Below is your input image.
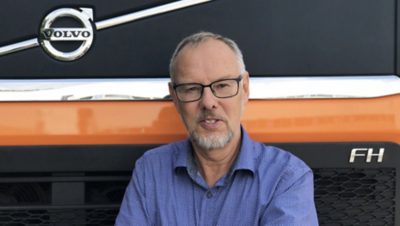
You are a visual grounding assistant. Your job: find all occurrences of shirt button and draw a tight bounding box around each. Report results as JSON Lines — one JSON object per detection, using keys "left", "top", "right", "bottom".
{"left": 206, "top": 191, "right": 213, "bottom": 198}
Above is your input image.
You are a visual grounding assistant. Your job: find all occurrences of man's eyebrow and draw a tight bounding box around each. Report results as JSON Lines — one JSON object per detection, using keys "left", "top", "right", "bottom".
{"left": 174, "top": 74, "right": 241, "bottom": 85}
{"left": 217, "top": 74, "right": 242, "bottom": 79}
{"left": 208, "top": 75, "right": 242, "bottom": 83}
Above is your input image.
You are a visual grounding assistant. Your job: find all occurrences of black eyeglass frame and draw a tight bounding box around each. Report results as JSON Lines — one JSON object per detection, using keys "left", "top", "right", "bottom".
{"left": 172, "top": 75, "right": 243, "bottom": 103}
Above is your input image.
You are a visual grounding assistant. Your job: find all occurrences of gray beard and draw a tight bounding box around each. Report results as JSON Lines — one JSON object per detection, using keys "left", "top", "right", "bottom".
{"left": 190, "top": 129, "right": 234, "bottom": 151}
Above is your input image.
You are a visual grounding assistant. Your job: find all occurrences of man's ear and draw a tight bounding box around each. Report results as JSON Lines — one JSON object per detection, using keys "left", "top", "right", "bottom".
{"left": 242, "top": 71, "right": 250, "bottom": 103}
{"left": 168, "top": 82, "right": 179, "bottom": 107}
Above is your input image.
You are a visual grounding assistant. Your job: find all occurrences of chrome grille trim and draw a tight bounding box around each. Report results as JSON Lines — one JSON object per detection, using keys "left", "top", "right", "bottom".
{"left": 96, "top": 0, "right": 213, "bottom": 30}
{"left": 0, "top": 75, "right": 399, "bottom": 101}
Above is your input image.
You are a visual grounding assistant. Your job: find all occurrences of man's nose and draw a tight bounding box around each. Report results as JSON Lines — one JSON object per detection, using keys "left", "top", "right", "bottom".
{"left": 200, "top": 87, "right": 217, "bottom": 109}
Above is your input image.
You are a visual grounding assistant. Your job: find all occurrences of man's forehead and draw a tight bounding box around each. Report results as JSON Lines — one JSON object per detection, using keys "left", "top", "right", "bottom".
{"left": 178, "top": 38, "right": 234, "bottom": 57}
{"left": 174, "top": 39, "right": 239, "bottom": 74}
{"left": 170, "top": 38, "right": 242, "bottom": 84}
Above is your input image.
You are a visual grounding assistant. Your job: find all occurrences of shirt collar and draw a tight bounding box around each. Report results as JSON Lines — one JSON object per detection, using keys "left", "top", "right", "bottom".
{"left": 173, "top": 127, "right": 256, "bottom": 175}
{"left": 173, "top": 139, "right": 192, "bottom": 170}
{"left": 231, "top": 127, "right": 256, "bottom": 174}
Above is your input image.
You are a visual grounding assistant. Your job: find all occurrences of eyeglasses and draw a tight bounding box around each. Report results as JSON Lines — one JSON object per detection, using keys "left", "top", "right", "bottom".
{"left": 173, "top": 75, "right": 242, "bottom": 103}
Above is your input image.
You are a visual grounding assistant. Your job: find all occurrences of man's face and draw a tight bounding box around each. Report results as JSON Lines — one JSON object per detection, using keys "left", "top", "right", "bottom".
{"left": 169, "top": 39, "right": 249, "bottom": 150}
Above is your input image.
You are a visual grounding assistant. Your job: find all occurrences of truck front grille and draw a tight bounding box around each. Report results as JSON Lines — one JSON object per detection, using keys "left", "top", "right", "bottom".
{"left": 0, "top": 208, "right": 117, "bottom": 226}
{"left": 315, "top": 168, "right": 396, "bottom": 226}
{"left": 0, "top": 168, "right": 396, "bottom": 225}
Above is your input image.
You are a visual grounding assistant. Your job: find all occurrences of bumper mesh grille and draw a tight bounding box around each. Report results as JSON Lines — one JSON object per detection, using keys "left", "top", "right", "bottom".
{"left": 0, "top": 168, "right": 396, "bottom": 225}
{"left": 314, "top": 168, "right": 396, "bottom": 226}
{"left": 0, "top": 208, "right": 117, "bottom": 226}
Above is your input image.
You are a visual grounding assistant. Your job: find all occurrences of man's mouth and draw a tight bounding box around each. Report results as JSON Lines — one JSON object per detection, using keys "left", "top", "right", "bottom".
{"left": 204, "top": 119, "right": 218, "bottom": 124}
{"left": 198, "top": 116, "right": 224, "bottom": 130}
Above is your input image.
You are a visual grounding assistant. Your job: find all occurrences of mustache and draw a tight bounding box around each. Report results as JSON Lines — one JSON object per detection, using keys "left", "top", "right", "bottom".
{"left": 196, "top": 110, "right": 226, "bottom": 122}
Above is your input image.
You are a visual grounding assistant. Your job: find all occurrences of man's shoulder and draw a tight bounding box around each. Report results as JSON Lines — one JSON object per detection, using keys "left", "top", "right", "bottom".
{"left": 252, "top": 142, "right": 313, "bottom": 195}
{"left": 136, "top": 139, "right": 187, "bottom": 165}
{"left": 254, "top": 142, "right": 311, "bottom": 175}
{"left": 242, "top": 129, "right": 310, "bottom": 173}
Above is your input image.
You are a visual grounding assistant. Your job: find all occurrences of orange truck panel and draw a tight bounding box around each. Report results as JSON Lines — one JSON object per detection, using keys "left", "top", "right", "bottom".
{"left": 0, "top": 94, "right": 399, "bottom": 146}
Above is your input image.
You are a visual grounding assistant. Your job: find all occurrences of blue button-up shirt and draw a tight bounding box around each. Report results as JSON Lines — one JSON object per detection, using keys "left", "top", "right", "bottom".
{"left": 116, "top": 129, "right": 318, "bottom": 226}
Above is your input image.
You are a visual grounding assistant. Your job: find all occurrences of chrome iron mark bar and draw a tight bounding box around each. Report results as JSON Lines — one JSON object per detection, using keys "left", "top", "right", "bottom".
{"left": 0, "top": 76, "right": 399, "bottom": 101}
{"left": 96, "top": 0, "right": 212, "bottom": 30}
{"left": 0, "top": 38, "right": 39, "bottom": 57}
{"left": 0, "top": 0, "right": 213, "bottom": 57}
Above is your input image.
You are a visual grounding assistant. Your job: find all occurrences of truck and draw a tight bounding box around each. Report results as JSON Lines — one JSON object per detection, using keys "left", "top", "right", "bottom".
{"left": 0, "top": 0, "right": 399, "bottom": 225}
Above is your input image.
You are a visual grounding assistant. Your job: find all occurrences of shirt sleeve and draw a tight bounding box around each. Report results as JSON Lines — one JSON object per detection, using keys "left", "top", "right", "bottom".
{"left": 115, "top": 159, "right": 152, "bottom": 226}
{"left": 260, "top": 169, "right": 319, "bottom": 226}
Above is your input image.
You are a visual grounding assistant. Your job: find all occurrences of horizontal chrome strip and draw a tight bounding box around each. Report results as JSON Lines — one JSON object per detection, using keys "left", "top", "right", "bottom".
{"left": 250, "top": 75, "right": 400, "bottom": 99}
{"left": 0, "top": 75, "right": 399, "bottom": 101}
{"left": 0, "top": 38, "right": 39, "bottom": 57}
{"left": 96, "top": 0, "right": 212, "bottom": 30}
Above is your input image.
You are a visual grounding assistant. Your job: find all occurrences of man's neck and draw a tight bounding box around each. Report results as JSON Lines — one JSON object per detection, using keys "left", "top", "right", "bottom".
{"left": 192, "top": 135, "right": 241, "bottom": 188}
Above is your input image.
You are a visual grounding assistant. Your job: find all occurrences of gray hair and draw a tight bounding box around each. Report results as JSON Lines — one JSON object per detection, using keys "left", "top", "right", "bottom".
{"left": 169, "top": 31, "right": 246, "bottom": 79}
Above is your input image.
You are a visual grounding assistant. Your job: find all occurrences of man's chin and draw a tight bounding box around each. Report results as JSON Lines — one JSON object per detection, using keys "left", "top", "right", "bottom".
{"left": 193, "top": 129, "right": 224, "bottom": 141}
{"left": 190, "top": 130, "right": 234, "bottom": 151}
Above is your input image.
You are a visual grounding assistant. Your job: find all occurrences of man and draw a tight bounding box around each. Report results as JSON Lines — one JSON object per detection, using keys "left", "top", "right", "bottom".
{"left": 115, "top": 31, "right": 318, "bottom": 226}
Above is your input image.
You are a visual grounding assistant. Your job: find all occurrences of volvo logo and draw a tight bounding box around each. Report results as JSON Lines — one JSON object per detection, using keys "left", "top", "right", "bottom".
{"left": 39, "top": 8, "right": 94, "bottom": 61}
{"left": 0, "top": 0, "right": 213, "bottom": 60}
{"left": 42, "top": 28, "right": 92, "bottom": 40}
